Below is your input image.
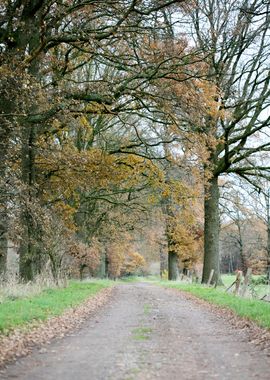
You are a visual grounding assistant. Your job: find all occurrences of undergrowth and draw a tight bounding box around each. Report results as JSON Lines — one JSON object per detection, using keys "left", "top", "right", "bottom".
{"left": 0, "top": 273, "right": 60, "bottom": 303}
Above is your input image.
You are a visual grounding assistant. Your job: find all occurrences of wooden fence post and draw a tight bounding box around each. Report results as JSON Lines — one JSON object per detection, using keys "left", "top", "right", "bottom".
{"left": 234, "top": 270, "right": 242, "bottom": 295}
{"left": 240, "top": 268, "right": 252, "bottom": 297}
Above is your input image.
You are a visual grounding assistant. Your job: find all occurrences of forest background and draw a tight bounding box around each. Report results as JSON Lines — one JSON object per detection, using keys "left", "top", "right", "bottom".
{"left": 1, "top": 0, "right": 270, "bottom": 285}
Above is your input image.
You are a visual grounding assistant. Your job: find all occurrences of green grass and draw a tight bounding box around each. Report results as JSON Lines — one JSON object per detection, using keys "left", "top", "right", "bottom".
{"left": 132, "top": 327, "right": 152, "bottom": 340}
{"left": 221, "top": 274, "right": 237, "bottom": 287}
{"left": 143, "top": 303, "right": 151, "bottom": 315}
{"left": 221, "top": 274, "right": 269, "bottom": 298}
{"left": 0, "top": 279, "right": 112, "bottom": 334}
{"left": 161, "top": 282, "right": 270, "bottom": 330}
{"left": 119, "top": 276, "right": 143, "bottom": 283}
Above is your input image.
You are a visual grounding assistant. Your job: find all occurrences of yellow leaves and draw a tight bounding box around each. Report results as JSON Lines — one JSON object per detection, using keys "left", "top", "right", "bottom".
{"left": 107, "top": 242, "right": 126, "bottom": 278}
{"left": 166, "top": 197, "right": 203, "bottom": 268}
{"left": 84, "top": 103, "right": 112, "bottom": 114}
{"left": 124, "top": 252, "right": 146, "bottom": 275}
{"left": 79, "top": 115, "right": 91, "bottom": 128}
{"left": 160, "top": 178, "right": 200, "bottom": 209}
{"left": 107, "top": 239, "right": 146, "bottom": 278}
{"left": 162, "top": 187, "right": 171, "bottom": 198}
{"left": 147, "top": 194, "right": 159, "bottom": 205}
{"left": 168, "top": 219, "right": 202, "bottom": 266}
{"left": 54, "top": 202, "right": 76, "bottom": 231}
{"left": 0, "top": 65, "right": 13, "bottom": 76}
{"left": 195, "top": 80, "right": 230, "bottom": 123}
{"left": 113, "top": 154, "right": 163, "bottom": 191}
{"left": 51, "top": 118, "right": 62, "bottom": 130}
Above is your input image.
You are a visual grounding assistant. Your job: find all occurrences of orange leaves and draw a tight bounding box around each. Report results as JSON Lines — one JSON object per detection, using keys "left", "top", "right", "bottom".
{"left": 164, "top": 178, "right": 204, "bottom": 269}
{"left": 69, "top": 238, "right": 101, "bottom": 274}
{"left": 107, "top": 243, "right": 146, "bottom": 278}
{"left": 195, "top": 80, "right": 228, "bottom": 124}
{"left": 54, "top": 202, "right": 77, "bottom": 231}
{"left": 167, "top": 214, "right": 202, "bottom": 268}
{"left": 107, "top": 242, "right": 126, "bottom": 279}
{"left": 123, "top": 252, "right": 146, "bottom": 275}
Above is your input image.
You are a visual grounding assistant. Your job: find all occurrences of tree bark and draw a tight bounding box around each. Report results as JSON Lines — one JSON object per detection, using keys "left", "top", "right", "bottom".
{"left": 235, "top": 218, "right": 247, "bottom": 275}
{"left": 19, "top": 125, "right": 36, "bottom": 281}
{"left": 97, "top": 246, "right": 109, "bottom": 278}
{"left": 165, "top": 214, "right": 180, "bottom": 280}
{"left": 168, "top": 251, "right": 179, "bottom": 280}
{"left": 202, "top": 176, "right": 220, "bottom": 284}
{"left": 0, "top": 80, "right": 15, "bottom": 275}
{"left": 0, "top": 213, "right": 8, "bottom": 277}
{"left": 18, "top": 11, "right": 42, "bottom": 281}
{"left": 159, "top": 242, "right": 168, "bottom": 278}
{"left": 266, "top": 190, "right": 270, "bottom": 282}
{"left": 0, "top": 150, "right": 8, "bottom": 276}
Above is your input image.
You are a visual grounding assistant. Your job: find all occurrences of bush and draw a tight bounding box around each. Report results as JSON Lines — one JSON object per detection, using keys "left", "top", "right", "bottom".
{"left": 251, "top": 276, "right": 267, "bottom": 286}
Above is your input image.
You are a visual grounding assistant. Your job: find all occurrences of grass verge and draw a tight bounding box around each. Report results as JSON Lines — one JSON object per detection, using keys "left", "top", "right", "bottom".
{"left": 161, "top": 282, "right": 270, "bottom": 330}
{"left": 0, "top": 279, "right": 112, "bottom": 334}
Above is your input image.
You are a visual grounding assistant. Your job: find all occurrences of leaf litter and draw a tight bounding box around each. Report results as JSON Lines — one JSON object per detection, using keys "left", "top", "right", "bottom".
{"left": 0, "top": 287, "right": 113, "bottom": 369}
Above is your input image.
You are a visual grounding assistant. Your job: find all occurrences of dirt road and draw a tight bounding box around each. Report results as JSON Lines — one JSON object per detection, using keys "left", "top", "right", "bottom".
{"left": 2, "top": 283, "right": 270, "bottom": 380}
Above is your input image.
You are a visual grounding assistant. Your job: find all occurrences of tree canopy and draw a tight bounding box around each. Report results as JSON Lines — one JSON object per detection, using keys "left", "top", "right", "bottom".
{"left": 1, "top": 0, "right": 270, "bottom": 283}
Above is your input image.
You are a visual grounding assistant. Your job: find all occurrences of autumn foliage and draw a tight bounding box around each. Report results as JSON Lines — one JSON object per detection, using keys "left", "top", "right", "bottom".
{"left": 1, "top": 0, "right": 269, "bottom": 283}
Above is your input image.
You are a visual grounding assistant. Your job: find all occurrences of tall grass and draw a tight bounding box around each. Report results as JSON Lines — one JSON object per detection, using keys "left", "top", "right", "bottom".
{"left": 0, "top": 273, "right": 62, "bottom": 304}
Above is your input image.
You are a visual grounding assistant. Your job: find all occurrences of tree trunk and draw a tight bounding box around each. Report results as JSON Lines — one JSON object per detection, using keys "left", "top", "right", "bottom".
{"left": 168, "top": 251, "right": 179, "bottom": 280}
{"left": 0, "top": 141, "right": 8, "bottom": 277}
{"left": 0, "top": 79, "right": 14, "bottom": 276}
{"left": 17, "top": 9, "right": 43, "bottom": 282}
{"left": 266, "top": 190, "right": 270, "bottom": 282}
{"left": 0, "top": 190, "right": 8, "bottom": 277}
{"left": 164, "top": 200, "right": 179, "bottom": 281}
{"left": 238, "top": 240, "right": 247, "bottom": 275}
{"left": 19, "top": 125, "right": 36, "bottom": 281}
{"left": 105, "top": 247, "right": 109, "bottom": 278}
{"left": 97, "top": 246, "right": 109, "bottom": 278}
{"left": 236, "top": 220, "right": 247, "bottom": 275}
{"left": 19, "top": 245, "right": 34, "bottom": 282}
{"left": 0, "top": 218, "right": 8, "bottom": 277}
{"left": 159, "top": 242, "right": 168, "bottom": 278}
{"left": 166, "top": 219, "right": 179, "bottom": 280}
{"left": 267, "top": 229, "right": 270, "bottom": 282}
{"left": 202, "top": 176, "right": 220, "bottom": 284}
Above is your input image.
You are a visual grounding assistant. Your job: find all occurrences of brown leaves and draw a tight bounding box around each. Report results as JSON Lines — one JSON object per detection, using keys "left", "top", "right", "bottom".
{"left": 123, "top": 252, "right": 146, "bottom": 275}
{"left": 68, "top": 239, "right": 102, "bottom": 275}
{"left": 0, "top": 287, "right": 113, "bottom": 369}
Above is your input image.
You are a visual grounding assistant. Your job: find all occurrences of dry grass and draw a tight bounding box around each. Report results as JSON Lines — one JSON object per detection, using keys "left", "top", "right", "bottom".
{"left": 0, "top": 273, "right": 66, "bottom": 303}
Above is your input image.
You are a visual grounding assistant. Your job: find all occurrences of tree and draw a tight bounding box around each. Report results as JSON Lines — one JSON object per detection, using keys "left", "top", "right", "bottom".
{"left": 122, "top": 251, "right": 146, "bottom": 276}
{"left": 69, "top": 238, "right": 101, "bottom": 280}
{"left": 0, "top": 0, "right": 189, "bottom": 278}
{"left": 182, "top": 0, "right": 270, "bottom": 283}
{"left": 242, "top": 179, "right": 270, "bottom": 280}
{"left": 263, "top": 188, "right": 270, "bottom": 281}
{"left": 220, "top": 190, "right": 251, "bottom": 274}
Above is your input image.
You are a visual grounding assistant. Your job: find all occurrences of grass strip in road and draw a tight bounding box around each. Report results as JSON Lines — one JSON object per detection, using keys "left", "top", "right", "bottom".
{"left": 132, "top": 327, "right": 152, "bottom": 341}
{"left": 0, "top": 280, "right": 112, "bottom": 333}
{"left": 162, "top": 282, "right": 270, "bottom": 330}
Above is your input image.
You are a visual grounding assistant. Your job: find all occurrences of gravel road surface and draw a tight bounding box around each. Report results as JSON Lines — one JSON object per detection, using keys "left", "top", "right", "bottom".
{"left": 2, "top": 283, "right": 270, "bottom": 380}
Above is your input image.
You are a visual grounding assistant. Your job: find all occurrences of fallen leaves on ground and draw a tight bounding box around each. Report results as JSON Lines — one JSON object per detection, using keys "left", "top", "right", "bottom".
{"left": 0, "top": 287, "right": 114, "bottom": 368}
{"left": 168, "top": 288, "right": 270, "bottom": 355}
